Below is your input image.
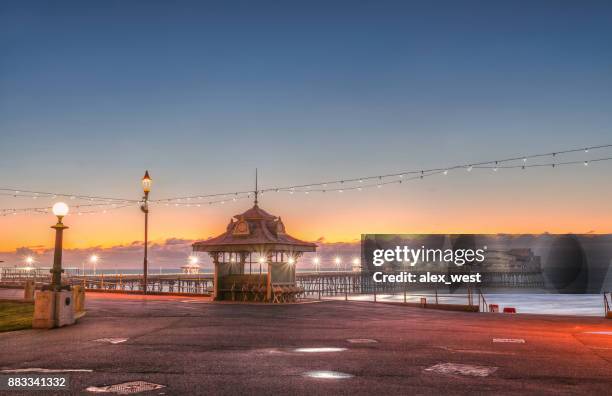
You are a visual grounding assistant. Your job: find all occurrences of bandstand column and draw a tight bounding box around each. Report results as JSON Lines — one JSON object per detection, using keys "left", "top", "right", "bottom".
{"left": 213, "top": 253, "right": 220, "bottom": 300}
{"left": 266, "top": 261, "right": 272, "bottom": 301}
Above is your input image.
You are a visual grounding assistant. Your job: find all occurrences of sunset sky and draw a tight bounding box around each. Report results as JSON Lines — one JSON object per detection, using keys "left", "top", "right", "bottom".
{"left": 1, "top": 1, "right": 612, "bottom": 267}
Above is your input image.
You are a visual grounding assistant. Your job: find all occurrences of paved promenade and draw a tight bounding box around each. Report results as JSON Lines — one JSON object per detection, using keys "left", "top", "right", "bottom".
{"left": 1, "top": 292, "right": 611, "bottom": 395}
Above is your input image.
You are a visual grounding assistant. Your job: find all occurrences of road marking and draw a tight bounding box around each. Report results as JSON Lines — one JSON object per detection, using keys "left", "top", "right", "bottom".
{"left": 294, "top": 347, "right": 347, "bottom": 353}
{"left": 436, "top": 346, "right": 516, "bottom": 356}
{"left": 304, "top": 371, "right": 353, "bottom": 379}
{"left": 1, "top": 368, "right": 93, "bottom": 373}
{"left": 347, "top": 338, "right": 378, "bottom": 344}
{"left": 493, "top": 338, "right": 525, "bottom": 343}
{"left": 94, "top": 338, "right": 128, "bottom": 344}
{"left": 86, "top": 381, "right": 165, "bottom": 394}
{"left": 424, "top": 363, "right": 498, "bottom": 377}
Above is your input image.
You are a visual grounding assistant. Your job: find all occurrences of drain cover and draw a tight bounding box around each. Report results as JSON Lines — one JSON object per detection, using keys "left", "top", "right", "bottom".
{"left": 94, "top": 338, "right": 128, "bottom": 344}
{"left": 425, "top": 363, "right": 498, "bottom": 377}
{"left": 347, "top": 338, "right": 378, "bottom": 344}
{"left": 493, "top": 338, "right": 525, "bottom": 343}
{"left": 304, "top": 371, "right": 353, "bottom": 379}
{"left": 86, "top": 381, "right": 165, "bottom": 394}
{"left": 294, "top": 347, "right": 346, "bottom": 353}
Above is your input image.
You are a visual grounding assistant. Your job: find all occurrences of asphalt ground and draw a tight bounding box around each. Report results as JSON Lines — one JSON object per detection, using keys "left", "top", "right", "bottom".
{"left": 1, "top": 292, "right": 611, "bottom": 395}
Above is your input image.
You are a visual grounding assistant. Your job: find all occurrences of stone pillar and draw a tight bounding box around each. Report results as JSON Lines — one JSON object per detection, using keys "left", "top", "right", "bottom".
{"left": 24, "top": 280, "right": 35, "bottom": 300}
{"left": 32, "top": 291, "right": 56, "bottom": 329}
{"left": 72, "top": 285, "right": 85, "bottom": 314}
{"left": 55, "top": 290, "right": 75, "bottom": 327}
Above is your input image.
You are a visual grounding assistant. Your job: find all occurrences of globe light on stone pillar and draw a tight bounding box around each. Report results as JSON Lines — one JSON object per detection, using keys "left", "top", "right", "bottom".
{"left": 49, "top": 202, "right": 69, "bottom": 291}
{"left": 32, "top": 202, "right": 76, "bottom": 329}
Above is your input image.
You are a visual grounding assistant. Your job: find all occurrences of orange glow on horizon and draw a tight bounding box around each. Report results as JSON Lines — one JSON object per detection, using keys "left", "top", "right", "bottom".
{"left": 2, "top": 168, "right": 612, "bottom": 252}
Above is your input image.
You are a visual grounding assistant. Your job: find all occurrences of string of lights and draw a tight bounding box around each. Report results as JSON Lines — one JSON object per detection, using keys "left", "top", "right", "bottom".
{"left": 0, "top": 188, "right": 137, "bottom": 203}
{"left": 151, "top": 144, "right": 612, "bottom": 200}
{"left": 0, "top": 193, "right": 255, "bottom": 216}
{"left": 0, "top": 203, "right": 134, "bottom": 217}
{"left": 1, "top": 143, "right": 611, "bottom": 216}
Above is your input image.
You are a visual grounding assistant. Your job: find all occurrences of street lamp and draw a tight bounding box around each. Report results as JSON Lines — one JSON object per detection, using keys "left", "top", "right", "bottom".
{"left": 334, "top": 256, "right": 341, "bottom": 272}
{"left": 313, "top": 257, "right": 320, "bottom": 273}
{"left": 48, "top": 202, "right": 69, "bottom": 291}
{"left": 141, "top": 170, "right": 152, "bottom": 294}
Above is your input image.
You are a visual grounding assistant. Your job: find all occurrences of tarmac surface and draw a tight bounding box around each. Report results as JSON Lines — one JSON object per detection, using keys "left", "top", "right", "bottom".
{"left": 1, "top": 292, "right": 611, "bottom": 395}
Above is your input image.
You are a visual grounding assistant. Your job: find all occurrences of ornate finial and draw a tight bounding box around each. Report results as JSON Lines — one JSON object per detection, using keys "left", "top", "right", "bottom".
{"left": 254, "top": 168, "right": 258, "bottom": 206}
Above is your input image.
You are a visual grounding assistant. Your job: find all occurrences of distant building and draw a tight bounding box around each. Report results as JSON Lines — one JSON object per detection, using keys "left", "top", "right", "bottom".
{"left": 181, "top": 263, "right": 200, "bottom": 274}
{"left": 478, "top": 249, "right": 541, "bottom": 273}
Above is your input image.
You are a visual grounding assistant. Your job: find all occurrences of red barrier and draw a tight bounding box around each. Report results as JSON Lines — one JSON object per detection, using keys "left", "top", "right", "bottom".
{"left": 503, "top": 307, "right": 517, "bottom": 314}
{"left": 489, "top": 304, "right": 499, "bottom": 313}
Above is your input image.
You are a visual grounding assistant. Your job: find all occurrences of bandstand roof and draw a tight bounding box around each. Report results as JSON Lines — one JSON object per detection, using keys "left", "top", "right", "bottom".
{"left": 192, "top": 203, "right": 317, "bottom": 253}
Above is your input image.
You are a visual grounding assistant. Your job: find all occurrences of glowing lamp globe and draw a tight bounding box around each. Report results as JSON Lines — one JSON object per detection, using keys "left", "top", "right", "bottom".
{"left": 52, "top": 202, "right": 69, "bottom": 218}
{"left": 142, "top": 170, "right": 152, "bottom": 193}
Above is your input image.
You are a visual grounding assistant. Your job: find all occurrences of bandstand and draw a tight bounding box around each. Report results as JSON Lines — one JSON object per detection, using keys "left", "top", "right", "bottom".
{"left": 192, "top": 196, "right": 316, "bottom": 302}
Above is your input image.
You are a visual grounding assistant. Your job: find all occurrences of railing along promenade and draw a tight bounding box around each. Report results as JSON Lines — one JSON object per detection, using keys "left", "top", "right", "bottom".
{"left": 0, "top": 267, "right": 546, "bottom": 295}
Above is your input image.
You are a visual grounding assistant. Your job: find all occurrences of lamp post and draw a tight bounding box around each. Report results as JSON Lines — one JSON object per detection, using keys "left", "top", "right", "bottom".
{"left": 140, "top": 170, "right": 152, "bottom": 294}
{"left": 49, "top": 202, "right": 69, "bottom": 291}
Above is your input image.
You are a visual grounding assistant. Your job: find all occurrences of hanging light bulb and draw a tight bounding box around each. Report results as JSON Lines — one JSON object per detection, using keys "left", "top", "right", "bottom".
{"left": 467, "top": 165, "right": 473, "bottom": 172}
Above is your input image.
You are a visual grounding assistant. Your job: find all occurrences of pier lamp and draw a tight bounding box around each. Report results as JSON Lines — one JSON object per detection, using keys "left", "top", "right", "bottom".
{"left": 90, "top": 254, "right": 98, "bottom": 276}
{"left": 24, "top": 256, "right": 35, "bottom": 274}
{"left": 313, "top": 257, "right": 320, "bottom": 273}
{"left": 140, "top": 170, "right": 152, "bottom": 294}
{"left": 334, "top": 256, "right": 341, "bottom": 272}
{"left": 288, "top": 257, "right": 295, "bottom": 265}
{"left": 49, "top": 202, "right": 69, "bottom": 291}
